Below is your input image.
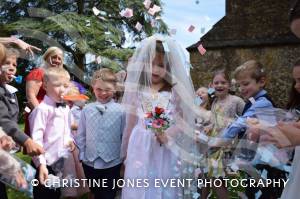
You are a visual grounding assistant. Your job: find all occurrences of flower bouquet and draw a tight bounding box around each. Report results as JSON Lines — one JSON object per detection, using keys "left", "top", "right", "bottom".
{"left": 144, "top": 106, "right": 172, "bottom": 135}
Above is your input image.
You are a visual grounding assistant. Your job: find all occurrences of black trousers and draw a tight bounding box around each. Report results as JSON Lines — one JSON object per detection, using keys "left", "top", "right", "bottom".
{"left": 245, "top": 164, "right": 287, "bottom": 199}
{"left": 82, "top": 163, "right": 121, "bottom": 199}
{"left": 31, "top": 162, "right": 61, "bottom": 199}
{"left": 0, "top": 181, "right": 7, "bottom": 199}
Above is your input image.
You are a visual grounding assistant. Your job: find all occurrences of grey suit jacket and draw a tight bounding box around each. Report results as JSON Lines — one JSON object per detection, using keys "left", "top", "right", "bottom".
{"left": 0, "top": 84, "right": 28, "bottom": 145}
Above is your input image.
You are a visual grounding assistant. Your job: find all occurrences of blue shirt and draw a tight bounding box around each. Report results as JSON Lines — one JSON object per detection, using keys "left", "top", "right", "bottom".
{"left": 221, "top": 89, "right": 274, "bottom": 139}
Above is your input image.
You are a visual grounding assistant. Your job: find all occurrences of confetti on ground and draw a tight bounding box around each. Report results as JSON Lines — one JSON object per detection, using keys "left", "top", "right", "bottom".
{"left": 120, "top": 8, "right": 133, "bottom": 18}
{"left": 197, "top": 44, "right": 206, "bottom": 55}
{"left": 188, "top": 25, "right": 195, "bottom": 32}
{"left": 92, "top": 7, "right": 101, "bottom": 16}
{"left": 143, "top": 0, "right": 152, "bottom": 9}
{"left": 85, "top": 20, "right": 91, "bottom": 27}
{"left": 135, "top": 22, "right": 142, "bottom": 32}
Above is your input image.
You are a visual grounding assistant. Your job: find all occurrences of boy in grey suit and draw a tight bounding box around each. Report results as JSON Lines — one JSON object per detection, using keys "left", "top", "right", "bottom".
{"left": 76, "top": 68, "right": 125, "bottom": 199}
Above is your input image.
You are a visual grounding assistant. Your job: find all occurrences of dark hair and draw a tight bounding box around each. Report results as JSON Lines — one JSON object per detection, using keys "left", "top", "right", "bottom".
{"left": 212, "top": 68, "right": 231, "bottom": 83}
{"left": 290, "top": 0, "right": 300, "bottom": 22}
{"left": 287, "top": 59, "right": 300, "bottom": 109}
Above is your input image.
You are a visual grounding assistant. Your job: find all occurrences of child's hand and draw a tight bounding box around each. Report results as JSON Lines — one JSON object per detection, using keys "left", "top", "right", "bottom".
{"left": 38, "top": 164, "right": 48, "bottom": 185}
{"left": 15, "top": 170, "right": 27, "bottom": 189}
{"left": 155, "top": 133, "right": 168, "bottom": 145}
{"left": 0, "top": 135, "right": 15, "bottom": 151}
{"left": 67, "top": 140, "right": 76, "bottom": 152}
{"left": 71, "top": 123, "right": 78, "bottom": 131}
{"left": 23, "top": 138, "right": 44, "bottom": 156}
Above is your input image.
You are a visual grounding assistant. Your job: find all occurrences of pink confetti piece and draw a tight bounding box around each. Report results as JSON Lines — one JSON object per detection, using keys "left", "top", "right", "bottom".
{"left": 152, "top": 4, "right": 161, "bottom": 12}
{"left": 135, "top": 22, "right": 142, "bottom": 32}
{"left": 188, "top": 25, "right": 195, "bottom": 32}
{"left": 143, "top": 0, "right": 152, "bottom": 9}
{"left": 197, "top": 44, "right": 206, "bottom": 55}
{"left": 120, "top": 8, "right": 133, "bottom": 18}
{"left": 148, "top": 8, "right": 156, "bottom": 15}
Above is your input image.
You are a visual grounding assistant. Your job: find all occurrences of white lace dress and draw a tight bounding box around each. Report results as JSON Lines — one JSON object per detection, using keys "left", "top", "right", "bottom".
{"left": 121, "top": 91, "right": 182, "bottom": 199}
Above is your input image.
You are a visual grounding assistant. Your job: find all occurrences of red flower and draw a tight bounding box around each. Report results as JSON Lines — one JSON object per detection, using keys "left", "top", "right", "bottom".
{"left": 155, "top": 107, "right": 164, "bottom": 115}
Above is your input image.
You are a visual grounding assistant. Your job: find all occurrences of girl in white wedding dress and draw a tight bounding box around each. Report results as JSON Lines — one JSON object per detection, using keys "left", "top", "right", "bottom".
{"left": 120, "top": 35, "right": 200, "bottom": 199}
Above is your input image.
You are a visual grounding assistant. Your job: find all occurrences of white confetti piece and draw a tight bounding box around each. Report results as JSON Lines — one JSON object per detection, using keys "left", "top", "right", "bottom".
{"left": 24, "top": 106, "right": 31, "bottom": 113}
{"left": 143, "top": 0, "right": 151, "bottom": 9}
{"left": 96, "top": 56, "right": 102, "bottom": 64}
{"left": 152, "top": 4, "right": 161, "bottom": 12}
{"left": 201, "top": 27, "right": 205, "bottom": 34}
{"left": 198, "top": 132, "right": 208, "bottom": 142}
{"left": 192, "top": 192, "right": 200, "bottom": 199}
{"left": 148, "top": 8, "right": 156, "bottom": 15}
{"left": 92, "top": 7, "right": 101, "bottom": 16}
{"left": 249, "top": 97, "right": 255, "bottom": 104}
{"left": 135, "top": 22, "right": 142, "bottom": 32}
{"left": 162, "top": 41, "right": 170, "bottom": 52}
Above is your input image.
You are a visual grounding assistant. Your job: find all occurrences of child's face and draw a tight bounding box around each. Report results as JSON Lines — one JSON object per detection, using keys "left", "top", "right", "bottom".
{"left": 293, "top": 66, "right": 300, "bottom": 93}
{"left": 92, "top": 79, "right": 115, "bottom": 104}
{"left": 212, "top": 74, "right": 230, "bottom": 98}
{"left": 47, "top": 53, "right": 63, "bottom": 67}
{"left": 0, "top": 56, "right": 17, "bottom": 84}
{"left": 151, "top": 54, "right": 167, "bottom": 84}
{"left": 196, "top": 87, "right": 209, "bottom": 102}
{"left": 236, "top": 74, "right": 265, "bottom": 99}
{"left": 44, "top": 76, "right": 70, "bottom": 102}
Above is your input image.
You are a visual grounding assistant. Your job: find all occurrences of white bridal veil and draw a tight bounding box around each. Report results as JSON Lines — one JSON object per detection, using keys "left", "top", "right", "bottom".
{"left": 120, "top": 35, "right": 203, "bottom": 198}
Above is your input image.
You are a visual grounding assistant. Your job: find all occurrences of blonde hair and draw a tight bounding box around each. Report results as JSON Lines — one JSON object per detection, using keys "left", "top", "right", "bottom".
{"left": 5, "top": 48, "right": 20, "bottom": 59}
{"left": 0, "top": 43, "right": 6, "bottom": 65}
{"left": 91, "top": 68, "right": 117, "bottom": 86}
{"left": 65, "top": 83, "right": 80, "bottom": 96}
{"left": 42, "top": 46, "right": 64, "bottom": 68}
{"left": 234, "top": 60, "right": 266, "bottom": 81}
{"left": 43, "top": 67, "right": 70, "bottom": 83}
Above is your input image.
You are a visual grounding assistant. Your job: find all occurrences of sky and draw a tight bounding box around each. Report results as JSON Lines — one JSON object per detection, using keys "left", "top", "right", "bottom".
{"left": 161, "top": 0, "right": 225, "bottom": 48}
